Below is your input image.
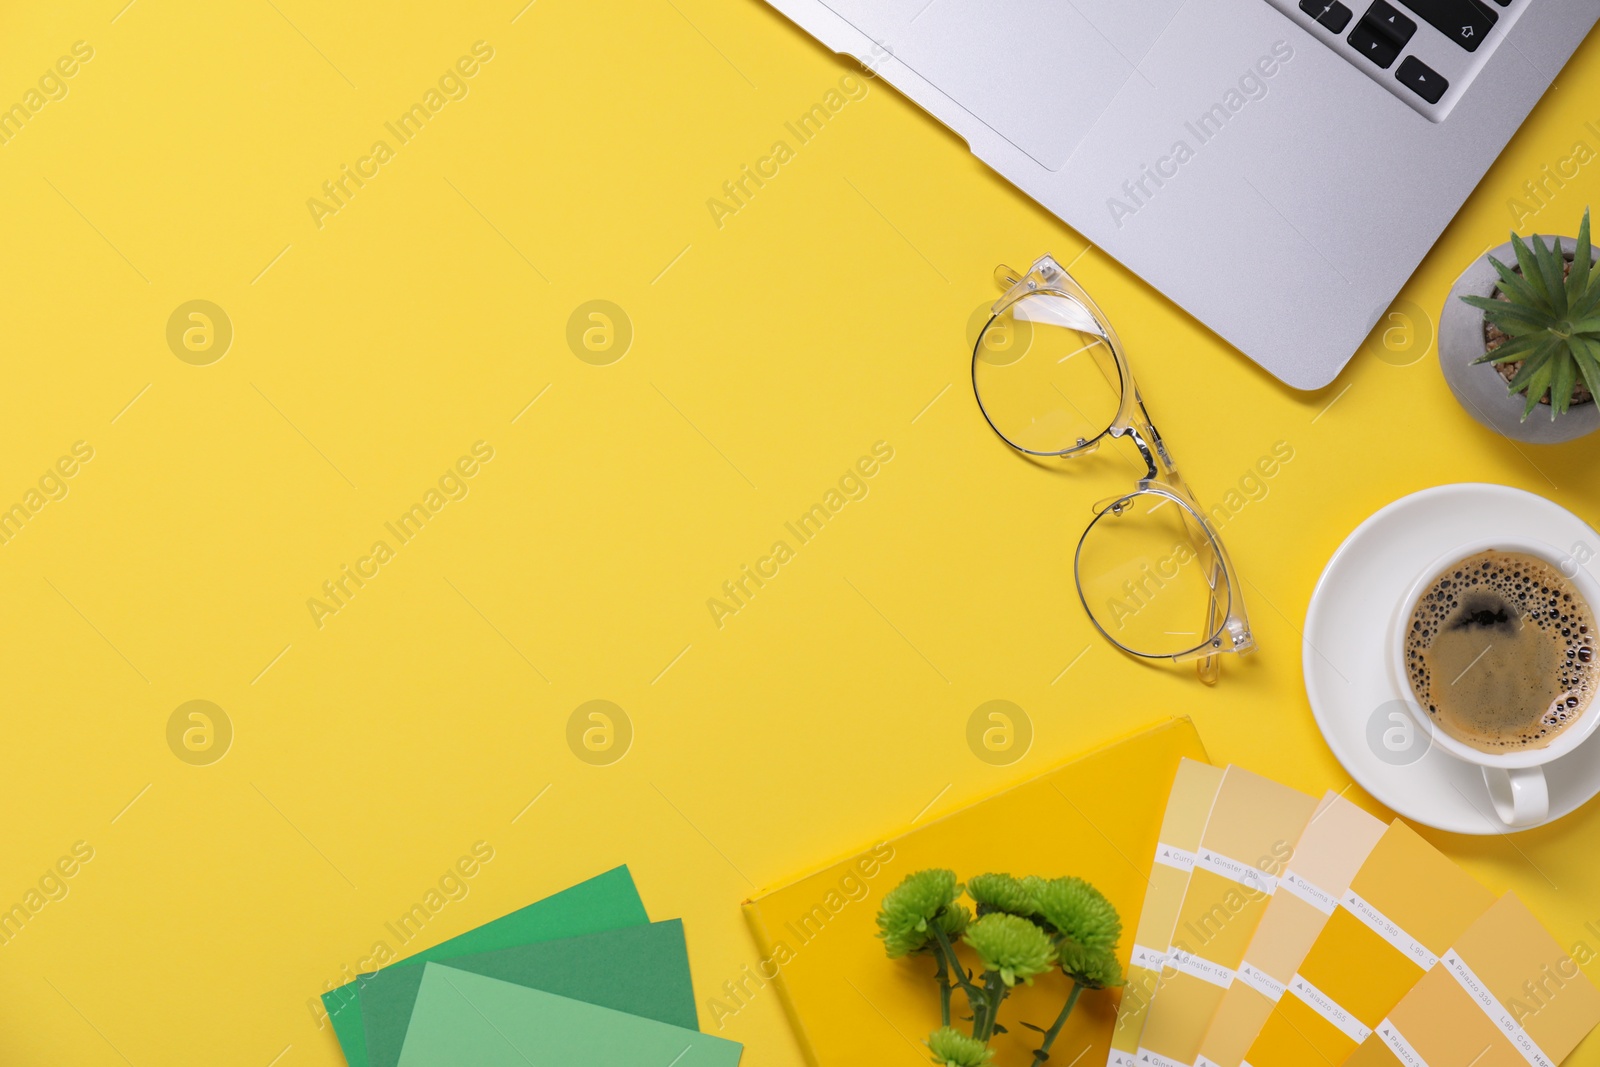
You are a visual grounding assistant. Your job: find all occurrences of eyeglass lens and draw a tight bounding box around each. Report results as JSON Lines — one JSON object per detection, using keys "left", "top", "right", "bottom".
{"left": 972, "top": 291, "right": 1122, "bottom": 455}
{"left": 1076, "top": 491, "right": 1227, "bottom": 659}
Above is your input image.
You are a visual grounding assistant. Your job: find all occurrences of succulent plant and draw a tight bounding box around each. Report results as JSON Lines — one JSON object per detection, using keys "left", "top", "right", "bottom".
{"left": 1462, "top": 209, "right": 1600, "bottom": 420}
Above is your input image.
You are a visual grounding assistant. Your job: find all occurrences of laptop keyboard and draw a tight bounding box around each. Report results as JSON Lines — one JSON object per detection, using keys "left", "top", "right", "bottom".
{"left": 1269, "top": 0, "right": 1520, "bottom": 120}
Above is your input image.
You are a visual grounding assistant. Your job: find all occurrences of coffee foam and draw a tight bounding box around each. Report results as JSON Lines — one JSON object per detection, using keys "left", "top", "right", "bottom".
{"left": 1404, "top": 550, "right": 1596, "bottom": 752}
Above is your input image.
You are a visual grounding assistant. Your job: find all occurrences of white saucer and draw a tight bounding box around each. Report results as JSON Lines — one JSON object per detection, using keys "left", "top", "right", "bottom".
{"left": 1303, "top": 483, "right": 1600, "bottom": 834}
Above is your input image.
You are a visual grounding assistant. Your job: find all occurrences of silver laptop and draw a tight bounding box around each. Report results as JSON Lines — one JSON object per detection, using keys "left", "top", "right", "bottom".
{"left": 763, "top": 0, "right": 1600, "bottom": 389}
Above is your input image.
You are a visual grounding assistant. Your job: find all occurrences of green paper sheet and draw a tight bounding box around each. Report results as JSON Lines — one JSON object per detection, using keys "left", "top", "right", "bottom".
{"left": 360, "top": 920, "right": 699, "bottom": 1067}
{"left": 398, "top": 964, "right": 743, "bottom": 1067}
{"left": 322, "top": 865, "right": 649, "bottom": 1067}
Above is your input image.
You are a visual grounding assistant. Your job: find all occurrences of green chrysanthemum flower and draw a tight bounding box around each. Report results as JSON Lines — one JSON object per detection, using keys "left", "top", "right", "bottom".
{"left": 962, "top": 913, "right": 1055, "bottom": 987}
{"left": 1056, "top": 940, "right": 1125, "bottom": 989}
{"left": 877, "top": 869, "right": 963, "bottom": 958}
{"left": 967, "top": 872, "right": 1036, "bottom": 918}
{"left": 936, "top": 901, "right": 972, "bottom": 940}
{"left": 1032, "top": 876, "right": 1122, "bottom": 952}
{"left": 926, "top": 1026, "right": 995, "bottom": 1067}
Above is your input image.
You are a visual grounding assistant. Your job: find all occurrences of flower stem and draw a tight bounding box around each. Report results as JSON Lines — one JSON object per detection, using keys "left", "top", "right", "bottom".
{"left": 976, "top": 972, "right": 1008, "bottom": 1041}
{"left": 1032, "top": 982, "right": 1083, "bottom": 1063}
{"left": 931, "top": 945, "right": 953, "bottom": 1027}
{"left": 930, "top": 920, "right": 984, "bottom": 1022}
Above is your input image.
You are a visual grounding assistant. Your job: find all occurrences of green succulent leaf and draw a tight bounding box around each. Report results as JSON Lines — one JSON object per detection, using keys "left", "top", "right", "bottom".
{"left": 1464, "top": 296, "right": 1555, "bottom": 330}
{"left": 1512, "top": 231, "right": 1552, "bottom": 309}
{"left": 1572, "top": 284, "right": 1600, "bottom": 323}
{"left": 1506, "top": 338, "right": 1558, "bottom": 393}
{"left": 1488, "top": 254, "right": 1543, "bottom": 307}
{"left": 1551, "top": 351, "right": 1578, "bottom": 417}
{"left": 1510, "top": 232, "right": 1550, "bottom": 307}
{"left": 1570, "top": 335, "right": 1600, "bottom": 408}
{"left": 1568, "top": 209, "right": 1592, "bottom": 306}
{"left": 1459, "top": 292, "right": 1530, "bottom": 316}
{"left": 1532, "top": 233, "right": 1569, "bottom": 318}
{"left": 1473, "top": 333, "right": 1542, "bottom": 366}
{"left": 1519, "top": 357, "right": 1557, "bottom": 421}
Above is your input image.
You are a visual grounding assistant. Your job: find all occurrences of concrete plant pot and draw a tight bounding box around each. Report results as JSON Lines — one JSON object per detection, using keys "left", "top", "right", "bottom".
{"left": 1439, "top": 234, "right": 1600, "bottom": 444}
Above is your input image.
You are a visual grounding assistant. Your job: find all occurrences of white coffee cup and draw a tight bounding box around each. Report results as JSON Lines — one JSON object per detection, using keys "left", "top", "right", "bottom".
{"left": 1389, "top": 537, "right": 1600, "bottom": 828}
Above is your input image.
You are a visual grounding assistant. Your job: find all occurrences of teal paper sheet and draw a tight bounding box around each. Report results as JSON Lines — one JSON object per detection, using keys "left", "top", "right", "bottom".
{"left": 323, "top": 866, "right": 649, "bottom": 1067}
{"left": 397, "top": 964, "right": 743, "bottom": 1066}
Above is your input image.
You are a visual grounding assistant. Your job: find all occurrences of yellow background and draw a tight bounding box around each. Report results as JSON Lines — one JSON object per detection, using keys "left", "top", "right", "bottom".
{"left": 2, "top": 1, "right": 1599, "bottom": 1064}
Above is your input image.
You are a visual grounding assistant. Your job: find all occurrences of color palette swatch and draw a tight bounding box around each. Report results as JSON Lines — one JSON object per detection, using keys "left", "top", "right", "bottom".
{"left": 318, "top": 866, "right": 741, "bottom": 1066}
{"left": 1109, "top": 758, "right": 1226, "bottom": 1067}
{"left": 1135, "top": 766, "right": 1320, "bottom": 1067}
{"left": 1100, "top": 768, "right": 1600, "bottom": 1067}
{"left": 1243, "top": 819, "right": 1496, "bottom": 1067}
{"left": 1192, "top": 792, "right": 1386, "bottom": 1067}
{"left": 1349, "top": 892, "right": 1600, "bottom": 1067}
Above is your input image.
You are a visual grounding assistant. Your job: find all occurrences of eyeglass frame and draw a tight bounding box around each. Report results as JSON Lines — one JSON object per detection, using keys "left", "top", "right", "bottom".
{"left": 970, "top": 253, "right": 1255, "bottom": 684}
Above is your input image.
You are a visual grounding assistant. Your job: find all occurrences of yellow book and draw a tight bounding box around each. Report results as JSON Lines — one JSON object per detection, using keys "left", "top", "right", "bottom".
{"left": 1242, "top": 820, "right": 1496, "bottom": 1067}
{"left": 741, "top": 719, "right": 1209, "bottom": 1066}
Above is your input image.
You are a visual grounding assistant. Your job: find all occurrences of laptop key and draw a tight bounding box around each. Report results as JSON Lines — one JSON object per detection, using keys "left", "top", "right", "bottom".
{"left": 1394, "top": 0, "right": 1496, "bottom": 51}
{"left": 1363, "top": 0, "right": 1417, "bottom": 44}
{"left": 1301, "top": 0, "right": 1355, "bottom": 31}
{"left": 1396, "top": 55, "right": 1448, "bottom": 102}
{"left": 1318, "top": 2, "right": 1354, "bottom": 32}
{"left": 1349, "top": 20, "right": 1403, "bottom": 67}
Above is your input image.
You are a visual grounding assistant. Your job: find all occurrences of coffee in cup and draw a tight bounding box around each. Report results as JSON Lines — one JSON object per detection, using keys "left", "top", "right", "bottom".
{"left": 1403, "top": 549, "right": 1597, "bottom": 753}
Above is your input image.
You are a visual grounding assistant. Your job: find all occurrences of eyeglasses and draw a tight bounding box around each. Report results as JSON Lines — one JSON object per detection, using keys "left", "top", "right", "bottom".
{"left": 970, "top": 254, "right": 1254, "bottom": 684}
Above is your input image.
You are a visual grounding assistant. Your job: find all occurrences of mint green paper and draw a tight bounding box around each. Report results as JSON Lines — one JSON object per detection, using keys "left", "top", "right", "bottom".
{"left": 323, "top": 866, "right": 648, "bottom": 1067}
{"left": 360, "top": 920, "right": 699, "bottom": 1067}
{"left": 398, "top": 964, "right": 743, "bottom": 1067}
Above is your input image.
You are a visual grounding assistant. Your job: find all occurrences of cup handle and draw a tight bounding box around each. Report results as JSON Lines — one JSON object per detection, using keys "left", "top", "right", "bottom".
{"left": 1483, "top": 765, "right": 1549, "bottom": 828}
